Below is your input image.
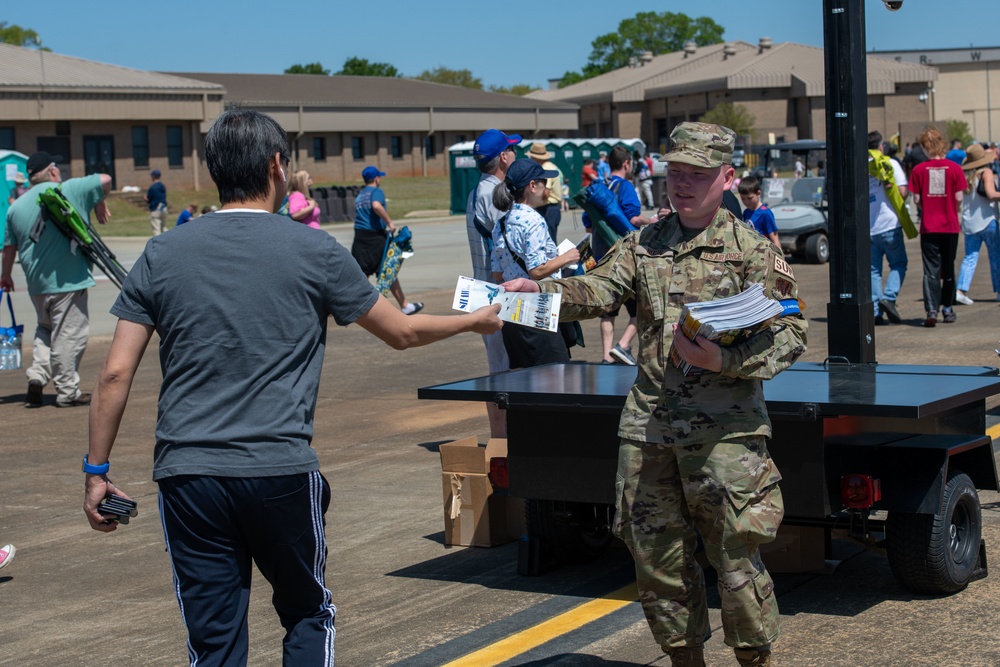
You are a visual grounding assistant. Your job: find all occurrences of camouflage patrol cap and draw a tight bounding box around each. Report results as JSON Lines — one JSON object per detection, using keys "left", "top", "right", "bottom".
{"left": 661, "top": 122, "right": 736, "bottom": 168}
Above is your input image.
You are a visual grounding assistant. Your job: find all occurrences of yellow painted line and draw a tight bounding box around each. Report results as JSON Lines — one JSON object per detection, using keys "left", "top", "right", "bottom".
{"left": 442, "top": 423, "right": 1000, "bottom": 666}
{"left": 439, "top": 582, "right": 638, "bottom": 667}
{"left": 987, "top": 423, "right": 1000, "bottom": 442}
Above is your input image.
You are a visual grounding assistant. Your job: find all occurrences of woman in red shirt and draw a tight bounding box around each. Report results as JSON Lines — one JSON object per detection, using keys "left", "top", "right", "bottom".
{"left": 908, "top": 127, "right": 966, "bottom": 327}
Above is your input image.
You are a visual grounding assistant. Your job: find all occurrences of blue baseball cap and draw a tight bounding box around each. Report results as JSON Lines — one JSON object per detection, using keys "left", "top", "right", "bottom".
{"left": 505, "top": 159, "right": 557, "bottom": 190}
{"left": 362, "top": 166, "right": 386, "bottom": 182}
{"left": 150, "top": 169, "right": 161, "bottom": 178}
{"left": 473, "top": 129, "right": 522, "bottom": 164}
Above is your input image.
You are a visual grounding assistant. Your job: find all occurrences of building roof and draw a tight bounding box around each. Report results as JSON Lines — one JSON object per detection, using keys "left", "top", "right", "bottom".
{"left": 528, "top": 42, "right": 758, "bottom": 105}
{"left": 0, "top": 43, "right": 223, "bottom": 93}
{"left": 167, "top": 72, "right": 578, "bottom": 110}
{"left": 536, "top": 41, "right": 937, "bottom": 104}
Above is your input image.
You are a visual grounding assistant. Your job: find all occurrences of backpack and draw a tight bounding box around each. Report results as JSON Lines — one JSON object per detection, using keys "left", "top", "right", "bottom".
{"left": 584, "top": 180, "right": 635, "bottom": 236}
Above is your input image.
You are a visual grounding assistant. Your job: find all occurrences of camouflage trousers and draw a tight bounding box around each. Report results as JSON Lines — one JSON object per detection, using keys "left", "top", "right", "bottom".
{"left": 613, "top": 436, "right": 783, "bottom": 650}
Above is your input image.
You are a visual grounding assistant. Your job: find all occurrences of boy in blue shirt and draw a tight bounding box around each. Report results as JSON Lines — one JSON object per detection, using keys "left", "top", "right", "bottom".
{"left": 738, "top": 176, "right": 780, "bottom": 248}
{"left": 175, "top": 203, "right": 197, "bottom": 227}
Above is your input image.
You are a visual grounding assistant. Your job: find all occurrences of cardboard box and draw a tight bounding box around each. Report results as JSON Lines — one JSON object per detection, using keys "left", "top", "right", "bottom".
{"left": 759, "top": 524, "right": 827, "bottom": 573}
{"left": 440, "top": 438, "right": 524, "bottom": 547}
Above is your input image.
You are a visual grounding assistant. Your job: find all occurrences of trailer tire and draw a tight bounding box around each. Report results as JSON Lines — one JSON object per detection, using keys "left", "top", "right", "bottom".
{"left": 805, "top": 232, "right": 830, "bottom": 264}
{"left": 525, "top": 499, "right": 613, "bottom": 566}
{"left": 885, "top": 470, "right": 981, "bottom": 595}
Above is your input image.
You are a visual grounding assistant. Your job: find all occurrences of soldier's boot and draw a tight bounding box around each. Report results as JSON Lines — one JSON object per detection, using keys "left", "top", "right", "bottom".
{"left": 665, "top": 646, "right": 706, "bottom": 667}
{"left": 734, "top": 646, "right": 772, "bottom": 666}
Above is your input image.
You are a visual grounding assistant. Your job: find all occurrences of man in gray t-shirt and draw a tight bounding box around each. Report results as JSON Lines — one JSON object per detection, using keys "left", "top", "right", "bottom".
{"left": 83, "top": 106, "right": 501, "bottom": 666}
{"left": 465, "top": 129, "right": 519, "bottom": 437}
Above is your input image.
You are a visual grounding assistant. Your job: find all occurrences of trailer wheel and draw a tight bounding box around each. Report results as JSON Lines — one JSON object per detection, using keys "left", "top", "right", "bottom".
{"left": 885, "top": 470, "right": 981, "bottom": 595}
{"left": 525, "top": 500, "right": 613, "bottom": 566}
{"left": 805, "top": 233, "right": 830, "bottom": 264}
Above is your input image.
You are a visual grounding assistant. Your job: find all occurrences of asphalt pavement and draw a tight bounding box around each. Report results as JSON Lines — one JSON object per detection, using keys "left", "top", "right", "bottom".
{"left": 1, "top": 214, "right": 999, "bottom": 666}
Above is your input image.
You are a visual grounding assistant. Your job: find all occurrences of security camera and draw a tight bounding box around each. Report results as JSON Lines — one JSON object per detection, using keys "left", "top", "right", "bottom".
{"left": 883, "top": 0, "right": 903, "bottom": 11}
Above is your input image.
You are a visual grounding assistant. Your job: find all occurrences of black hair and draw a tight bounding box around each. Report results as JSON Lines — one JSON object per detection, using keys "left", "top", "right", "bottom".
{"left": 492, "top": 179, "right": 527, "bottom": 212}
{"left": 609, "top": 145, "right": 631, "bottom": 171}
{"left": 205, "top": 104, "right": 290, "bottom": 205}
{"left": 737, "top": 175, "right": 762, "bottom": 196}
{"left": 867, "top": 131, "right": 883, "bottom": 150}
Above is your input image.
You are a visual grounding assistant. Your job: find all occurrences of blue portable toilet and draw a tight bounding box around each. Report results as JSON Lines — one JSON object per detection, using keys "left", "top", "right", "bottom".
{"left": 0, "top": 150, "right": 29, "bottom": 242}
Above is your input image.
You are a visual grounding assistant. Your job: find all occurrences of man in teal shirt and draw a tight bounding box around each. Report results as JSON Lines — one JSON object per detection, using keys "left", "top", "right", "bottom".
{"left": 1, "top": 151, "right": 111, "bottom": 407}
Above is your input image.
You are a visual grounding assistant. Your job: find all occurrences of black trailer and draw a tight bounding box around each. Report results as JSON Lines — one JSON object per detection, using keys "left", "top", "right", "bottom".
{"left": 419, "top": 362, "right": 1000, "bottom": 593}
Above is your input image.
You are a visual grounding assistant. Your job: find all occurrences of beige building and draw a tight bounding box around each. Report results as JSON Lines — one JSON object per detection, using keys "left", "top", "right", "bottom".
{"left": 176, "top": 72, "right": 578, "bottom": 183}
{"left": 0, "top": 43, "right": 224, "bottom": 191}
{"left": 530, "top": 40, "right": 937, "bottom": 154}
{"left": 871, "top": 46, "right": 1000, "bottom": 143}
{"left": 1, "top": 42, "right": 578, "bottom": 191}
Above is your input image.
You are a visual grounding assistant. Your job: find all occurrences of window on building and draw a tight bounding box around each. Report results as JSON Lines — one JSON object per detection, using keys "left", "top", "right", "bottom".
{"left": 425, "top": 135, "right": 437, "bottom": 159}
{"left": 313, "top": 137, "right": 327, "bottom": 161}
{"left": 352, "top": 136, "right": 365, "bottom": 160}
{"left": 167, "top": 126, "right": 183, "bottom": 167}
{"left": 132, "top": 126, "right": 149, "bottom": 167}
{"left": 391, "top": 135, "right": 403, "bottom": 159}
{"left": 455, "top": 134, "right": 466, "bottom": 144}
{"left": 55, "top": 121, "right": 71, "bottom": 136}
{"left": 0, "top": 127, "right": 13, "bottom": 151}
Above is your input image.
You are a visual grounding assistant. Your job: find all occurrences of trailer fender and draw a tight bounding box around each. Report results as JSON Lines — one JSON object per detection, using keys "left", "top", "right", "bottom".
{"left": 874, "top": 434, "right": 996, "bottom": 514}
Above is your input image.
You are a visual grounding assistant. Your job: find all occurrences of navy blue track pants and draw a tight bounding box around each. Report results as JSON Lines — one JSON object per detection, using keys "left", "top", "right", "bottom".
{"left": 158, "top": 471, "right": 335, "bottom": 666}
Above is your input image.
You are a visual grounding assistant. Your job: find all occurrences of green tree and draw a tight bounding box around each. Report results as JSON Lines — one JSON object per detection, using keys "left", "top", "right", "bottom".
{"left": 946, "top": 119, "right": 973, "bottom": 148}
{"left": 559, "top": 12, "right": 724, "bottom": 87}
{"left": 488, "top": 83, "right": 538, "bottom": 96}
{"left": 336, "top": 57, "right": 400, "bottom": 77}
{"left": 416, "top": 67, "right": 482, "bottom": 89}
{"left": 699, "top": 103, "right": 756, "bottom": 141}
{"left": 284, "top": 62, "right": 330, "bottom": 76}
{"left": 0, "top": 21, "right": 47, "bottom": 49}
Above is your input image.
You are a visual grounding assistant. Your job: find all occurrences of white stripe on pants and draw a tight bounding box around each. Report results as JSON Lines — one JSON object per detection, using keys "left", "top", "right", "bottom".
{"left": 27, "top": 289, "right": 89, "bottom": 405}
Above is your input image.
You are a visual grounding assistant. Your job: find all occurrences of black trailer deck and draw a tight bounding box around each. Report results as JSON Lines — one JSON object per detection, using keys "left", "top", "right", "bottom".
{"left": 419, "top": 362, "right": 1000, "bottom": 509}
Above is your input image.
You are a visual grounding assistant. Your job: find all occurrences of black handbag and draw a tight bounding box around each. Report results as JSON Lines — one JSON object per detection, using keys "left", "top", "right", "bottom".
{"left": 559, "top": 320, "right": 585, "bottom": 349}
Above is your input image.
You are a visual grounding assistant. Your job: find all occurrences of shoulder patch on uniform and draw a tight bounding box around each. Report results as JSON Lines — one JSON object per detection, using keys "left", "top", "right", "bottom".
{"left": 703, "top": 251, "right": 744, "bottom": 262}
{"left": 773, "top": 255, "right": 795, "bottom": 279}
{"left": 774, "top": 278, "right": 795, "bottom": 299}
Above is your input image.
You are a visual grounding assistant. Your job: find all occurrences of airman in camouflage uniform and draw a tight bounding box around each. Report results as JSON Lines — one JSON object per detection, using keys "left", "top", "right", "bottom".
{"left": 524, "top": 122, "right": 808, "bottom": 667}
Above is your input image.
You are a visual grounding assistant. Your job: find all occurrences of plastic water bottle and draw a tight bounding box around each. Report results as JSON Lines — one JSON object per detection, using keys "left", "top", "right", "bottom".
{"left": 0, "top": 335, "right": 14, "bottom": 370}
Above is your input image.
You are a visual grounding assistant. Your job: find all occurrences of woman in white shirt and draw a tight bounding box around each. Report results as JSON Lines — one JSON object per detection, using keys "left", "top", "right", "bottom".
{"left": 955, "top": 145, "right": 1000, "bottom": 304}
{"left": 491, "top": 159, "right": 580, "bottom": 368}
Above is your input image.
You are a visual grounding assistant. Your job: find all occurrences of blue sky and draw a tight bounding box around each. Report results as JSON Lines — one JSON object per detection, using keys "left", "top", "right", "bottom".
{"left": 5, "top": 2, "right": 992, "bottom": 88}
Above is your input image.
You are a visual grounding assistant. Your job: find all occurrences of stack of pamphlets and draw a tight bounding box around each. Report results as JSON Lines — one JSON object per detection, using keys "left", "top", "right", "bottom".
{"left": 669, "top": 283, "right": 784, "bottom": 375}
{"left": 452, "top": 276, "right": 562, "bottom": 332}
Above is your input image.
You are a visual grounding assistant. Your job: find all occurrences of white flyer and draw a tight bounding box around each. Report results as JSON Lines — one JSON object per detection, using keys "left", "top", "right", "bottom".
{"left": 452, "top": 276, "right": 562, "bottom": 332}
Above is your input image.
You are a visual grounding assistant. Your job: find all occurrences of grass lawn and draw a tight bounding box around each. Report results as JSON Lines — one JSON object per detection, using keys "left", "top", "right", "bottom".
{"left": 98, "top": 175, "right": 452, "bottom": 236}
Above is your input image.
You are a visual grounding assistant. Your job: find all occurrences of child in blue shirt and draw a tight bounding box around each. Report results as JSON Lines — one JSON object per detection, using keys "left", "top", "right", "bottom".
{"left": 175, "top": 203, "right": 197, "bottom": 227}
{"left": 738, "top": 176, "right": 780, "bottom": 248}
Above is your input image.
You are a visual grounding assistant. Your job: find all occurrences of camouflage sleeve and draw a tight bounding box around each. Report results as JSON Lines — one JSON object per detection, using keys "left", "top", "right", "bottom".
{"left": 538, "top": 234, "right": 638, "bottom": 321}
{"left": 719, "top": 243, "right": 808, "bottom": 380}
